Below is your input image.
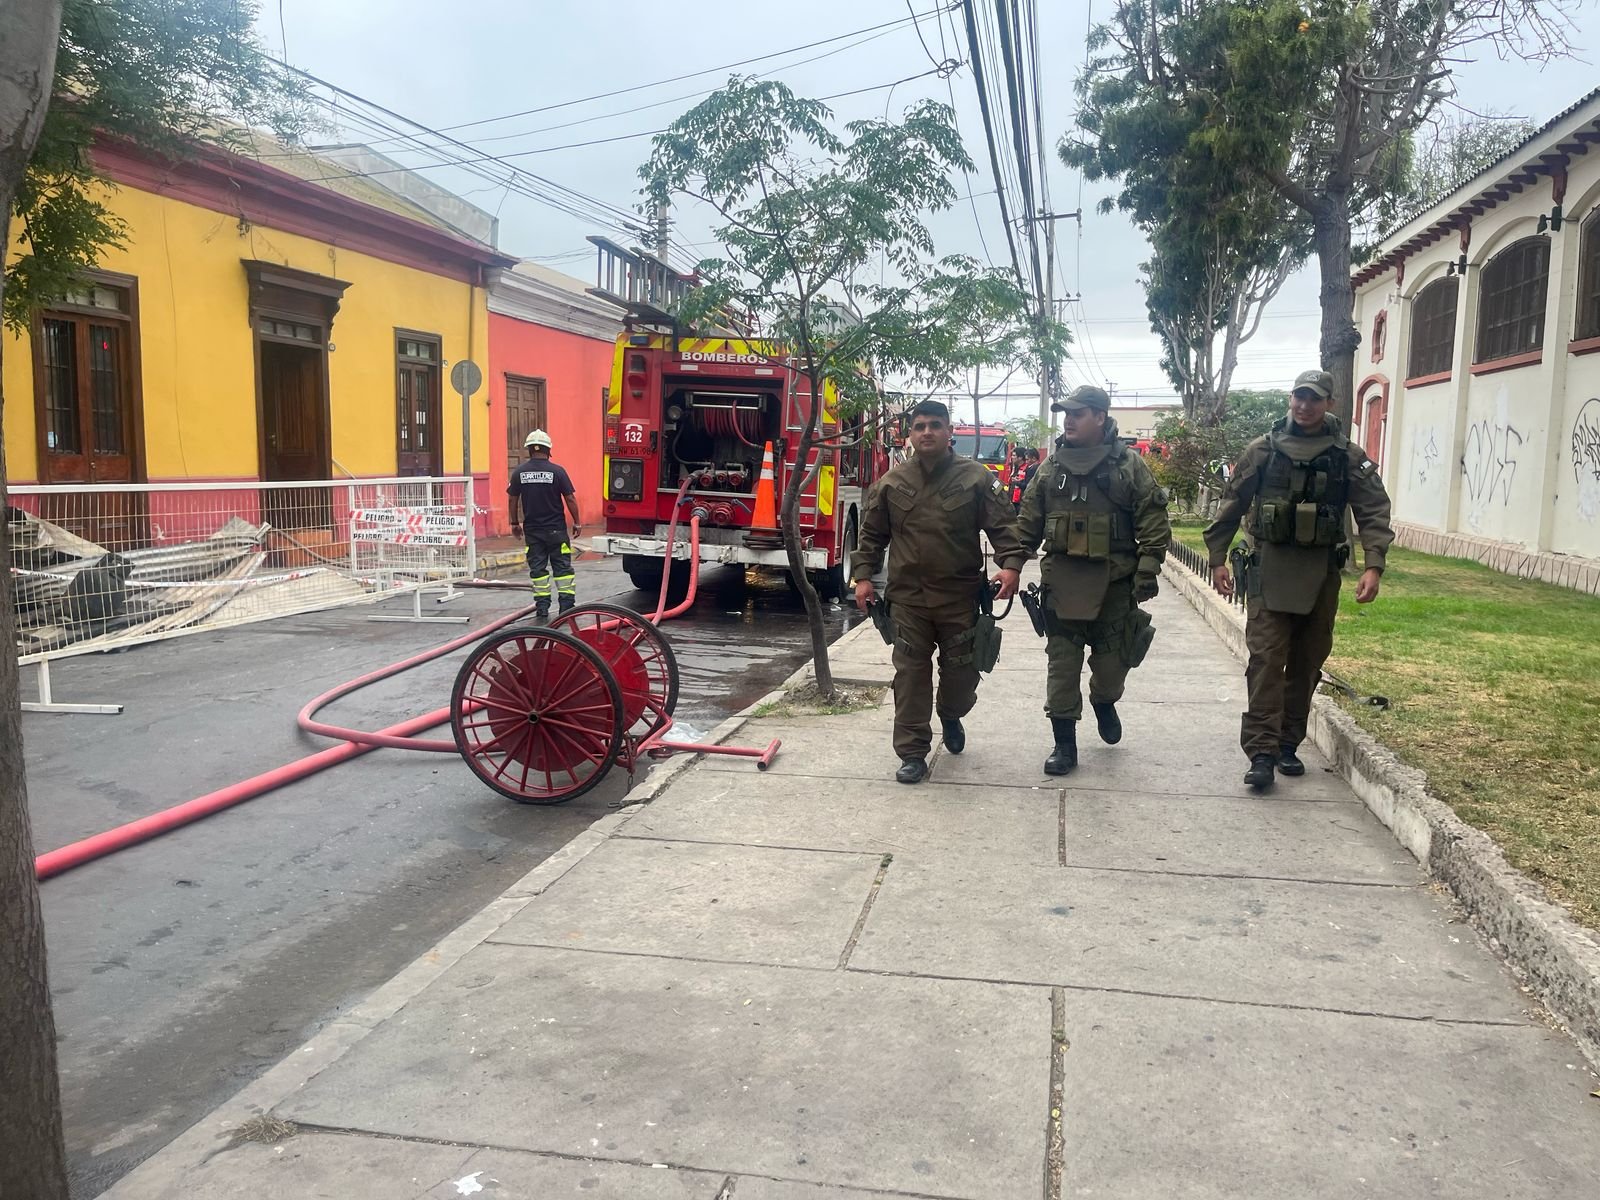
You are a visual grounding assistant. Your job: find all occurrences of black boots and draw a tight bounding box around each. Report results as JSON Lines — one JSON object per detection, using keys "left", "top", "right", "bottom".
{"left": 1277, "top": 745, "right": 1306, "bottom": 776}
{"left": 1044, "top": 717, "right": 1078, "bottom": 775}
{"left": 1091, "top": 700, "right": 1122, "bottom": 745}
{"left": 896, "top": 758, "right": 928, "bottom": 784}
{"left": 1245, "top": 753, "right": 1276, "bottom": 790}
{"left": 941, "top": 716, "right": 966, "bottom": 755}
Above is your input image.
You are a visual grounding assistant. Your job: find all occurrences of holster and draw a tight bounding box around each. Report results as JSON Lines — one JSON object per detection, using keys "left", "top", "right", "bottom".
{"left": 1123, "top": 605, "right": 1155, "bottom": 670}
{"left": 970, "top": 581, "right": 1003, "bottom": 673}
{"left": 868, "top": 598, "right": 897, "bottom": 647}
{"left": 1229, "top": 544, "right": 1261, "bottom": 601}
{"left": 1019, "top": 583, "right": 1048, "bottom": 638}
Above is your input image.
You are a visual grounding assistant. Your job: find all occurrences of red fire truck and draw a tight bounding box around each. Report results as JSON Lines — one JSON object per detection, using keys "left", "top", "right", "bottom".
{"left": 953, "top": 422, "right": 1013, "bottom": 486}
{"left": 586, "top": 239, "right": 892, "bottom": 601}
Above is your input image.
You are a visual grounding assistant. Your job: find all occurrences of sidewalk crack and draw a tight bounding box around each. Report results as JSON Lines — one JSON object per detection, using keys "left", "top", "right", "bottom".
{"left": 1044, "top": 987, "right": 1066, "bottom": 1199}
{"left": 839, "top": 854, "right": 894, "bottom": 970}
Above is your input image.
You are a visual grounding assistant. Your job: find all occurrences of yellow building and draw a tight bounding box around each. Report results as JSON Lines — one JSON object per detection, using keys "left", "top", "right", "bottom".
{"left": 3, "top": 135, "right": 513, "bottom": 508}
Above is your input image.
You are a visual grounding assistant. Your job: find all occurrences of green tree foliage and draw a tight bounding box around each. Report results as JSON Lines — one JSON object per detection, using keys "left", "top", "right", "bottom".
{"left": 6, "top": 0, "right": 309, "bottom": 331}
{"left": 1397, "top": 113, "right": 1537, "bottom": 219}
{"left": 643, "top": 77, "right": 1062, "bottom": 696}
{"left": 1149, "top": 388, "right": 1287, "bottom": 509}
{"left": 1068, "top": 0, "right": 1571, "bottom": 424}
{"left": 1004, "top": 415, "right": 1053, "bottom": 452}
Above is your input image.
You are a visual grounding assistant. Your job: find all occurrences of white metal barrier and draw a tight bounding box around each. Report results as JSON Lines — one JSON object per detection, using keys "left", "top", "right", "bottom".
{"left": 8, "top": 476, "right": 477, "bottom": 712}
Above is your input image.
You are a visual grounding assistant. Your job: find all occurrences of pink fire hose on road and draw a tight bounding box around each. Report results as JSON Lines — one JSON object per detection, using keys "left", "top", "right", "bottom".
{"left": 35, "top": 490, "right": 707, "bottom": 881}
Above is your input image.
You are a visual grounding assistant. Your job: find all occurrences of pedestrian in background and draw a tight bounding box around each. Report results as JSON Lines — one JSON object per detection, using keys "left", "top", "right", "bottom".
{"left": 1017, "top": 385, "right": 1171, "bottom": 775}
{"left": 1205, "top": 370, "right": 1394, "bottom": 790}
{"left": 852, "top": 400, "right": 1028, "bottom": 784}
{"left": 508, "top": 429, "right": 582, "bottom": 623}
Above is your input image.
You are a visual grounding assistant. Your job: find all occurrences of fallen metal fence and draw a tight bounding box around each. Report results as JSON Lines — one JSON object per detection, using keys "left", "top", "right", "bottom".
{"left": 8, "top": 476, "right": 477, "bottom": 712}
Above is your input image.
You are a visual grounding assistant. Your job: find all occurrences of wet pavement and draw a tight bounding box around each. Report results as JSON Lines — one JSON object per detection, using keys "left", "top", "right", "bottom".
{"left": 19, "top": 558, "right": 857, "bottom": 1197}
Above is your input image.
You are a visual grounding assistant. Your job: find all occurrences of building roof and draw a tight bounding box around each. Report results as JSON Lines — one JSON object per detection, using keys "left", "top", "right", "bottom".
{"left": 1353, "top": 87, "right": 1600, "bottom": 287}
{"left": 489, "top": 259, "right": 626, "bottom": 342}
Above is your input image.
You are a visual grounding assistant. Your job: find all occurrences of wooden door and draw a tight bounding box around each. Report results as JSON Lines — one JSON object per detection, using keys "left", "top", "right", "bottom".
{"left": 260, "top": 340, "right": 330, "bottom": 530}
{"left": 396, "top": 335, "right": 442, "bottom": 476}
{"left": 1362, "top": 390, "right": 1388, "bottom": 468}
{"left": 505, "top": 376, "right": 547, "bottom": 463}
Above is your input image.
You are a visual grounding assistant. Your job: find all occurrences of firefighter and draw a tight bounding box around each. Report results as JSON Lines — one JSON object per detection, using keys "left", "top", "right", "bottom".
{"left": 851, "top": 400, "right": 1028, "bottom": 784}
{"left": 1205, "top": 370, "right": 1394, "bottom": 790}
{"left": 1018, "top": 385, "right": 1171, "bottom": 775}
{"left": 508, "top": 429, "right": 582, "bottom": 622}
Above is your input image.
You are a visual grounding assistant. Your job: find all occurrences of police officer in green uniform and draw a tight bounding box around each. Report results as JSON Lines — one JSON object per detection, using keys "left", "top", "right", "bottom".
{"left": 1205, "top": 370, "right": 1394, "bottom": 790}
{"left": 852, "top": 400, "right": 1028, "bottom": 784}
{"left": 1017, "top": 385, "right": 1171, "bottom": 774}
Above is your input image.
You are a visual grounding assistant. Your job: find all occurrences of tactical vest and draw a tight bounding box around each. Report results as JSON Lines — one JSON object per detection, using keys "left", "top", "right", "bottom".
{"left": 1041, "top": 449, "right": 1135, "bottom": 562}
{"left": 1247, "top": 433, "right": 1350, "bottom": 549}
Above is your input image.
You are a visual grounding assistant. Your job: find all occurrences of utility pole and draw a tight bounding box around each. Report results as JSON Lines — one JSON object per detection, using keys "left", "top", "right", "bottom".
{"left": 1023, "top": 208, "right": 1080, "bottom": 432}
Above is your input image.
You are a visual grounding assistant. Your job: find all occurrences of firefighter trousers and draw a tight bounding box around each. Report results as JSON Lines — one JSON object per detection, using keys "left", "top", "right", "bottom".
{"left": 525, "top": 526, "right": 576, "bottom": 614}
{"left": 890, "top": 595, "right": 981, "bottom": 762}
{"left": 1042, "top": 579, "right": 1135, "bottom": 721}
{"left": 1241, "top": 570, "right": 1341, "bottom": 757}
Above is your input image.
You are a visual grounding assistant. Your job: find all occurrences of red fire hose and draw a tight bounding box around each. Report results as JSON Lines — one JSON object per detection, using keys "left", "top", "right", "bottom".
{"left": 36, "top": 489, "right": 709, "bottom": 881}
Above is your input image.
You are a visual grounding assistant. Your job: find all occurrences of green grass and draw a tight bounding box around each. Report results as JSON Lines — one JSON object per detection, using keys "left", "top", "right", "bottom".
{"left": 1174, "top": 528, "right": 1600, "bottom": 927}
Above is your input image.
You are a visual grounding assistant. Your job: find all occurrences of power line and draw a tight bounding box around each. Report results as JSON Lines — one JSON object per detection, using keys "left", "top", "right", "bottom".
{"left": 960, "top": 0, "right": 1026, "bottom": 292}
{"left": 426, "top": 6, "right": 954, "bottom": 135}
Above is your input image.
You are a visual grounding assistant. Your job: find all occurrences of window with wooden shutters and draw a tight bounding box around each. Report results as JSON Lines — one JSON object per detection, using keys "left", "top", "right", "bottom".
{"left": 1406, "top": 278, "right": 1459, "bottom": 380}
{"left": 1577, "top": 210, "right": 1600, "bottom": 342}
{"left": 33, "top": 277, "right": 139, "bottom": 483}
{"left": 1475, "top": 236, "right": 1550, "bottom": 363}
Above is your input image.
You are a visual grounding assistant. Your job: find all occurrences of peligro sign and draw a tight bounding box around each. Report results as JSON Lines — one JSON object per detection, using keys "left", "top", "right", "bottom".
{"left": 676, "top": 351, "right": 766, "bottom": 365}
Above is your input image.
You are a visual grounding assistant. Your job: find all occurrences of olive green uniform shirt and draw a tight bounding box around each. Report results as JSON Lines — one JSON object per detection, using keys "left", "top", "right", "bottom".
{"left": 851, "top": 451, "right": 1028, "bottom": 605}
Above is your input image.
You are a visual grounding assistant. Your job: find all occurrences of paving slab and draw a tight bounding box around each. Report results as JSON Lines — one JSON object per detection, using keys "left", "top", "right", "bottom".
{"left": 489, "top": 837, "right": 880, "bottom": 968}
{"left": 851, "top": 861, "right": 1529, "bottom": 1020}
{"left": 625, "top": 768, "right": 1058, "bottom": 865}
{"left": 1059, "top": 788, "right": 1419, "bottom": 885}
{"left": 152, "top": 1128, "right": 727, "bottom": 1198}
{"left": 1058, "top": 989, "right": 1600, "bottom": 1199}
{"left": 278, "top": 944, "right": 1052, "bottom": 1199}
{"left": 699, "top": 718, "right": 899, "bottom": 778}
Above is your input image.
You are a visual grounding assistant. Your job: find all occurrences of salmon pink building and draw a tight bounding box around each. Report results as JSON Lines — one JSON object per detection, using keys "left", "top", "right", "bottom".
{"left": 486, "top": 262, "right": 624, "bottom": 536}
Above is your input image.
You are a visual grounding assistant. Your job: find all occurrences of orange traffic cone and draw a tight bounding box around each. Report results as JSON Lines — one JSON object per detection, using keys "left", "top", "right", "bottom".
{"left": 744, "top": 441, "right": 784, "bottom": 548}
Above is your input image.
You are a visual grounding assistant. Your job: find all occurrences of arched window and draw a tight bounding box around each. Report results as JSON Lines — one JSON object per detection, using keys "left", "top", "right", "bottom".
{"left": 1475, "top": 236, "right": 1550, "bottom": 363}
{"left": 1407, "top": 277, "right": 1458, "bottom": 380}
{"left": 1577, "top": 209, "right": 1600, "bottom": 342}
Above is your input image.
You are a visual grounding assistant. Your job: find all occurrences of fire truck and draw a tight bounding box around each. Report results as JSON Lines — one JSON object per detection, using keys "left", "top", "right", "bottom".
{"left": 953, "top": 422, "right": 1013, "bottom": 485}
{"left": 585, "top": 238, "right": 892, "bottom": 600}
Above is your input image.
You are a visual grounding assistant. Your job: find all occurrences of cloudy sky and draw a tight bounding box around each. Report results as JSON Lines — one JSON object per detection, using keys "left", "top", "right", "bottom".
{"left": 263, "top": 1, "right": 1597, "bottom": 423}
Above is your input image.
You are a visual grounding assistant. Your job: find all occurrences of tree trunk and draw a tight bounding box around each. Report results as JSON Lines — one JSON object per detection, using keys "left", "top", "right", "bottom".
{"left": 781, "top": 365, "right": 833, "bottom": 700}
{"left": 1313, "top": 197, "right": 1362, "bottom": 428}
{"left": 1, "top": 5, "right": 71, "bottom": 1196}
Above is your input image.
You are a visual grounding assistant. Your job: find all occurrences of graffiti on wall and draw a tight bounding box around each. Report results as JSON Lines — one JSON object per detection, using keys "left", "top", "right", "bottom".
{"left": 1573, "top": 398, "right": 1600, "bottom": 522}
{"left": 1461, "top": 416, "right": 1523, "bottom": 529}
{"left": 1411, "top": 427, "right": 1440, "bottom": 488}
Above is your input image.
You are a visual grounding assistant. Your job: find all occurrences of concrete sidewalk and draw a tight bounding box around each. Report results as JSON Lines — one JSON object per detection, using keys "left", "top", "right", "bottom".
{"left": 104, "top": 585, "right": 1600, "bottom": 1199}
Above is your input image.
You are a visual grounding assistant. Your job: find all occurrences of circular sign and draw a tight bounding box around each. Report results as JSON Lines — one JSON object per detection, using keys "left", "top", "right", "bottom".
{"left": 450, "top": 359, "right": 483, "bottom": 396}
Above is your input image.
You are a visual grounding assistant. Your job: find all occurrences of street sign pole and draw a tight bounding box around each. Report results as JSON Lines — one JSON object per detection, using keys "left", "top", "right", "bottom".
{"left": 450, "top": 359, "right": 483, "bottom": 478}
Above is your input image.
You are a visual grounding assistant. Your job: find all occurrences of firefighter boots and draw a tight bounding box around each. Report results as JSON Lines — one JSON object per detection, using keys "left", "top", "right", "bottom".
{"left": 1043, "top": 717, "right": 1078, "bottom": 775}
{"left": 1091, "top": 700, "right": 1122, "bottom": 745}
{"left": 940, "top": 716, "right": 966, "bottom": 755}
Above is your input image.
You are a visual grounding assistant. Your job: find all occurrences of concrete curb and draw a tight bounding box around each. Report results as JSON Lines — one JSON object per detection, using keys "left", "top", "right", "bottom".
{"left": 101, "top": 608, "right": 873, "bottom": 1198}
{"left": 1161, "top": 554, "right": 1600, "bottom": 1069}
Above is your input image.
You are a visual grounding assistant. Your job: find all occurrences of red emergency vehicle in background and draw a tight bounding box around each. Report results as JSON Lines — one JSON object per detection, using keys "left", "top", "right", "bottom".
{"left": 585, "top": 238, "right": 892, "bottom": 601}
{"left": 952, "top": 422, "right": 1012, "bottom": 486}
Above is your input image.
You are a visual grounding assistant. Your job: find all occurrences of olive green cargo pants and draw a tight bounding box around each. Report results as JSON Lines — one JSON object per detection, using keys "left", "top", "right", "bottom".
{"left": 1043, "top": 578, "right": 1134, "bottom": 720}
{"left": 1241, "top": 570, "right": 1341, "bottom": 756}
{"left": 891, "top": 595, "right": 980, "bottom": 761}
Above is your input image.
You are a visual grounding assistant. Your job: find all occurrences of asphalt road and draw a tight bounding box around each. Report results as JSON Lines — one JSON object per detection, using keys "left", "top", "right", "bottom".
{"left": 21, "top": 558, "right": 857, "bottom": 1197}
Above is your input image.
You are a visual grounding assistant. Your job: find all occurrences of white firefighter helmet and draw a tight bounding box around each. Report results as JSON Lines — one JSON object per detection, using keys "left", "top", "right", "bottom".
{"left": 523, "top": 428, "right": 553, "bottom": 451}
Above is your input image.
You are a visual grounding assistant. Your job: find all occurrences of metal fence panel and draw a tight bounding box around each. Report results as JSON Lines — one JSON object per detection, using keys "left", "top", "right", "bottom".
{"left": 8, "top": 477, "right": 476, "bottom": 665}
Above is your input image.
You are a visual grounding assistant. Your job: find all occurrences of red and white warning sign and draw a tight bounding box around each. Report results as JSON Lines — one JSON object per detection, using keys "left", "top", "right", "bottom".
{"left": 351, "top": 506, "right": 469, "bottom": 546}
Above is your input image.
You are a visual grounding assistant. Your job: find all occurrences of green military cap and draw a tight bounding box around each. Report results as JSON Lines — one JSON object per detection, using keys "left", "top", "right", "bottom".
{"left": 1292, "top": 369, "right": 1334, "bottom": 399}
{"left": 1052, "top": 384, "right": 1111, "bottom": 413}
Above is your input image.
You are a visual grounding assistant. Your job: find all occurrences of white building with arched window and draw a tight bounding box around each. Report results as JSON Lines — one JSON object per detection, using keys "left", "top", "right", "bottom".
{"left": 1352, "top": 87, "right": 1600, "bottom": 592}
